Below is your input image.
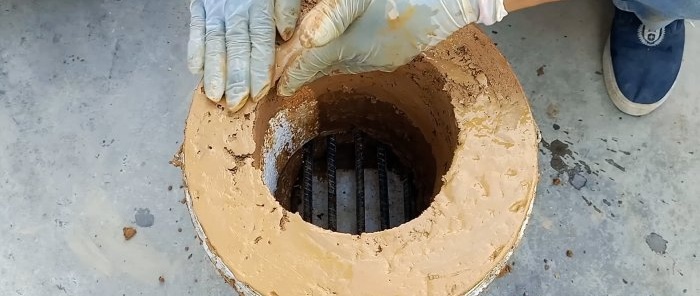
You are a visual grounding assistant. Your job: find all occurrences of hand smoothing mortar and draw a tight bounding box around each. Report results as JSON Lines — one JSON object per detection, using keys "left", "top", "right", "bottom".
{"left": 180, "top": 25, "right": 540, "bottom": 296}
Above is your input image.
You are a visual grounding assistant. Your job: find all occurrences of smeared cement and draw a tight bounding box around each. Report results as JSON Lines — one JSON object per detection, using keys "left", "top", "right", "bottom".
{"left": 645, "top": 232, "right": 668, "bottom": 255}
{"left": 134, "top": 208, "right": 154, "bottom": 227}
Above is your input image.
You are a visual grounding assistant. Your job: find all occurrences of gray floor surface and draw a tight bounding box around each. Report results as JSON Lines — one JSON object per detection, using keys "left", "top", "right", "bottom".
{"left": 0, "top": 0, "right": 697, "bottom": 295}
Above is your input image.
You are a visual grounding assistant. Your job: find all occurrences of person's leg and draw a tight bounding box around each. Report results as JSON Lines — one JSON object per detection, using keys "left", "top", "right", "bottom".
{"left": 505, "top": 0, "right": 561, "bottom": 12}
{"left": 613, "top": 0, "right": 700, "bottom": 29}
{"left": 604, "top": 0, "right": 699, "bottom": 115}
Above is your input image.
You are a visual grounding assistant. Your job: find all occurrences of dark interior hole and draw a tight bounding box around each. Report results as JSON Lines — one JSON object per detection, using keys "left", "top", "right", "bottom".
{"left": 279, "top": 131, "right": 423, "bottom": 234}
{"left": 254, "top": 67, "right": 459, "bottom": 235}
{"left": 272, "top": 98, "right": 437, "bottom": 234}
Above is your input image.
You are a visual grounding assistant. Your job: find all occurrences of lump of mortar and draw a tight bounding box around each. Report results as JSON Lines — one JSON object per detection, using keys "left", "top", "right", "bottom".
{"left": 123, "top": 227, "right": 137, "bottom": 240}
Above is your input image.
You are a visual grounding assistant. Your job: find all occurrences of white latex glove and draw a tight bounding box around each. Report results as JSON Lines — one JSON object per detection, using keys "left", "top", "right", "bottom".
{"left": 188, "top": 0, "right": 301, "bottom": 111}
{"left": 277, "top": 0, "right": 506, "bottom": 96}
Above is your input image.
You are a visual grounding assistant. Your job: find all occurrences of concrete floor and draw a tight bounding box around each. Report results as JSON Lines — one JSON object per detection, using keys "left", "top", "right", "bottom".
{"left": 0, "top": 0, "right": 697, "bottom": 295}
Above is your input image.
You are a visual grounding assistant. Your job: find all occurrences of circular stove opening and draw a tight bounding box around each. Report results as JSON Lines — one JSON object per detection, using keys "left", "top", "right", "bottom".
{"left": 277, "top": 103, "right": 430, "bottom": 234}
{"left": 254, "top": 66, "right": 458, "bottom": 234}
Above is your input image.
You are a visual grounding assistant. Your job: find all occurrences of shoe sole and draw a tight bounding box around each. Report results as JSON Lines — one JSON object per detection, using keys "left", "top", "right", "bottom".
{"left": 602, "top": 37, "right": 672, "bottom": 116}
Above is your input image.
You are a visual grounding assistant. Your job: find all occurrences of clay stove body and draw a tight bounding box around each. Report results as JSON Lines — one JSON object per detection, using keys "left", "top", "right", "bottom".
{"left": 180, "top": 25, "right": 540, "bottom": 295}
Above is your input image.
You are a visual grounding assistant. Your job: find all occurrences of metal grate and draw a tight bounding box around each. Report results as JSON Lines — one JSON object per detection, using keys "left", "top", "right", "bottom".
{"left": 295, "top": 131, "right": 418, "bottom": 234}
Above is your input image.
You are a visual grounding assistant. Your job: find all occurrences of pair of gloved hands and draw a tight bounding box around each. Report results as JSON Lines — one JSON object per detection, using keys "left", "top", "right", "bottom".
{"left": 188, "top": 0, "right": 507, "bottom": 112}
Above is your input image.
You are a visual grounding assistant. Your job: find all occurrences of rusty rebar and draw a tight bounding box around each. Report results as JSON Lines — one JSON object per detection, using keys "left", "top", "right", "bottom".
{"left": 354, "top": 131, "right": 365, "bottom": 233}
{"left": 377, "top": 143, "right": 390, "bottom": 230}
{"left": 403, "top": 173, "right": 414, "bottom": 221}
{"left": 326, "top": 135, "right": 337, "bottom": 231}
{"left": 302, "top": 143, "right": 313, "bottom": 222}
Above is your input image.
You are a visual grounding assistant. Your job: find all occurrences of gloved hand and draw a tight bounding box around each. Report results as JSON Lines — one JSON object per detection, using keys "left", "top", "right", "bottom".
{"left": 188, "top": 0, "right": 301, "bottom": 111}
{"left": 276, "top": 0, "right": 507, "bottom": 96}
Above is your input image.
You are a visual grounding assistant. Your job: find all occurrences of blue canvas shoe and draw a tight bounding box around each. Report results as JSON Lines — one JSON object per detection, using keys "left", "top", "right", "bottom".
{"left": 603, "top": 8, "right": 685, "bottom": 116}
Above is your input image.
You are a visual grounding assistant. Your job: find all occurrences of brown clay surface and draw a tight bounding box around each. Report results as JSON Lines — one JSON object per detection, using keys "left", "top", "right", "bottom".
{"left": 182, "top": 25, "right": 539, "bottom": 296}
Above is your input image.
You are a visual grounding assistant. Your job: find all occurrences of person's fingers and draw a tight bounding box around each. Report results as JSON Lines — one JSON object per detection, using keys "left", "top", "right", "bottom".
{"left": 249, "top": 0, "right": 275, "bottom": 103}
{"left": 223, "top": 3, "right": 251, "bottom": 111}
{"left": 204, "top": 15, "right": 226, "bottom": 102}
{"left": 277, "top": 45, "right": 337, "bottom": 96}
{"left": 187, "top": 0, "right": 206, "bottom": 74}
{"left": 298, "top": 0, "right": 371, "bottom": 48}
{"left": 203, "top": 2, "right": 227, "bottom": 101}
{"left": 273, "top": 33, "right": 303, "bottom": 82}
{"left": 274, "top": 0, "right": 301, "bottom": 41}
